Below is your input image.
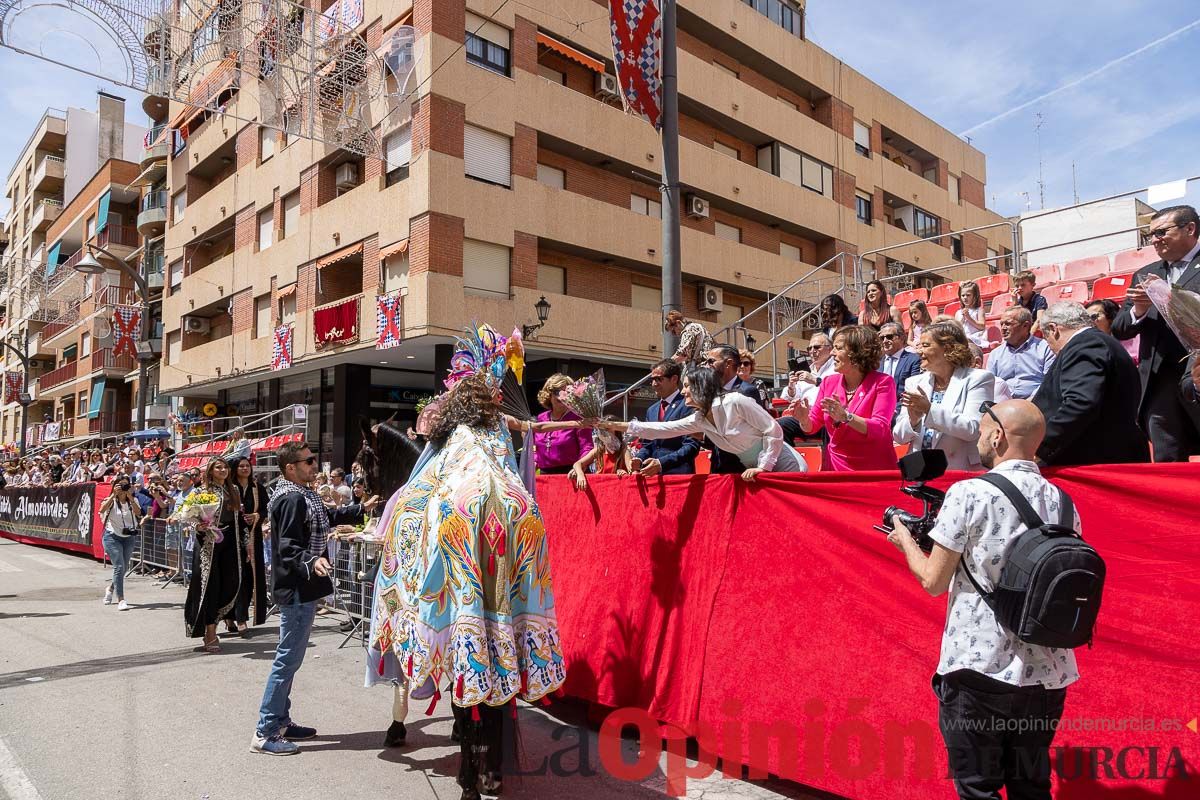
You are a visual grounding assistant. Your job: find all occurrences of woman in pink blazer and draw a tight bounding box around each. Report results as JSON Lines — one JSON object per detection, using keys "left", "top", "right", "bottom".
{"left": 789, "top": 325, "right": 898, "bottom": 472}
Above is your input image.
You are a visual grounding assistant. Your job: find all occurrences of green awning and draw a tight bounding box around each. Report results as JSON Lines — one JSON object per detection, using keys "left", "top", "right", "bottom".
{"left": 88, "top": 377, "right": 106, "bottom": 419}
{"left": 46, "top": 241, "right": 62, "bottom": 276}
{"left": 96, "top": 190, "right": 111, "bottom": 233}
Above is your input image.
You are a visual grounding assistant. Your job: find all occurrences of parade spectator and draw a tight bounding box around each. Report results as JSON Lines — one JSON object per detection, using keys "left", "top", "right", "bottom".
{"left": 233, "top": 456, "right": 270, "bottom": 634}
{"left": 533, "top": 374, "right": 595, "bottom": 475}
{"left": 703, "top": 345, "right": 766, "bottom": 474}
{"left": 146, "top": 477, "right": 176, "bottom": 519}
{"left": 632, "top": 359, "right": 699, "bottom": 475}
{"left": 987, "top": 307, "right": 1055, "bottom": 399}
{"left": 329, "top": 468, "right": 353, "bottom": 504}
{"left": 1012, "top": 270, "right": 1049, "bottom": 321}
{"left": 906, "top": 299, "right": 933, "bottom": 353}
{"left": 789, "top": 326, "right": 898, "bottom": 471}
{"left": 88, "top": 450, "right": 110, "bottom": 480}
{"left": 781, "top": 334, "right": 836, "bottom": 405}
{"left": 894, "top": 321, "right": 996, "bottom": 471}
{"left": 737, "top": 349, "right": 771, "bottom": 409}
{"left": 47, "top": 454, "right": 64, "bottom": 484}
{"left": 955, "top": 280, "right": 989, "bottom": 348}
{"left": 665, "top": 310, "right": 714, "bottom": 365}
{"left": 970, "top": 344, "right": 1013, "bottom": 401}
{"left": 878, "top": 322, "right": 922, "bottom": 403}
{"left": 100, "top": 479, "right": 142, "bottom": 611}
{"left": 819, "top": 293, "right": 858, "bottom": 338}
{"left": 859, "top": 280, "right": 902, "bottom": 331}
{"left": 1086, "top": 298, "right": 1140, "bottom": 365}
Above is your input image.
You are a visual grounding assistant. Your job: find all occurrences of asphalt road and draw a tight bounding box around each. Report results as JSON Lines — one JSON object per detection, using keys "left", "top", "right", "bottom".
{"left": 0, "top": 538, "right": 824, "bottom": 800}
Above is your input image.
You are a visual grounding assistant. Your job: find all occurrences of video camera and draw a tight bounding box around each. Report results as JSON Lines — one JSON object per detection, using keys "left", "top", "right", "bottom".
{"left": 875, "top": 450, "right": 947, "bottom": 553}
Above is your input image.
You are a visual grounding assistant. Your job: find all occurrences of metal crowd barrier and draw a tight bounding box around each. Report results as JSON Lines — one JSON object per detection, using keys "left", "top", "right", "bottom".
{"left": 329, "top": 535, "right": 382, "bottom": 649}
{"left": 132, "top": 518, "right": 188, "bottom": 588}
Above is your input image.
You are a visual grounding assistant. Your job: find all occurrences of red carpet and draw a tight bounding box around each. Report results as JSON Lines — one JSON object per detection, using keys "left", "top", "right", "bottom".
{"left": 538, "top": 464, "right": 1200, "bottom": 798}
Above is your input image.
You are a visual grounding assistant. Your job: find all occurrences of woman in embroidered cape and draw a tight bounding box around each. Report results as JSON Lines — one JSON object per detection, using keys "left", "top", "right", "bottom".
{"left": 183, "top": 458, "right": 244, "bottom": 651}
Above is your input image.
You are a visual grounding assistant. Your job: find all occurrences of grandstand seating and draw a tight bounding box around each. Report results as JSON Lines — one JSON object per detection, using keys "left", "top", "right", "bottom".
{"left": 1042, "top": 281, "right": 1089, "bottom": 305}
{"left": 891, "top": 288, "right": 928, "bottom": 309}
{"left": 1090, "top": 273, "right": 1137, "bottom": 302}
{"left": 943, "top": 301, "right": 962, "bottom": 317}
{"left": 1112, "top": 247, "right": 1157, "bottom": 274}
{"left": 978, "top": 273, "right": 1011, "bottom": 299}
{"left": 1061, "top": 256, "right": 1111, "bottom": 283}
{"left": 987, "top": 294, "right": 1015, "bottom": 319}
{"left": 928, "top": 282, "right": 960, "bottom": 306}
{"left": 1029, "top": 264, "right": 1061, "bottom": 288}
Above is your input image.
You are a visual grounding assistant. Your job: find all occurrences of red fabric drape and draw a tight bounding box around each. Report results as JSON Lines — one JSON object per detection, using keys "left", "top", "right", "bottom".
{"left": 313, "top": 297, "right": 359, "bottom": 349}
{"left": 539, "top": 465, "right": 1200, "bottom": 799}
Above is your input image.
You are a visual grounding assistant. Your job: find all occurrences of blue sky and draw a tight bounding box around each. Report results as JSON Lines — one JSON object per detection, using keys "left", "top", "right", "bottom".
{"left": 1, "top": 1, "right": 1197, "bottom": 219}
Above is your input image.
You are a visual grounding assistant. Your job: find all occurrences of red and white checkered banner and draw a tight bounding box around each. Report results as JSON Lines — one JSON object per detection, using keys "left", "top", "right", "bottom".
{"left": 3, "top": 371, "right": 23, "bottom": 404}
{"left": 376, "top": 292, "right": 403, "bottom": 349}
{"left": 608, "top": 0, "right": 663, "bottom": 130}
{"left": 272, "top": 325, "right": 293, "bottom": 370}
{"left": 112, "top": 305, "right": 142, "bottom": 358}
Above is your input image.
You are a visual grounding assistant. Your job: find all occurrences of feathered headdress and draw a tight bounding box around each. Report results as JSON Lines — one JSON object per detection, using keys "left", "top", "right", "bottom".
{"left": 444, "top": 323, "right": 526, "bottom": 390}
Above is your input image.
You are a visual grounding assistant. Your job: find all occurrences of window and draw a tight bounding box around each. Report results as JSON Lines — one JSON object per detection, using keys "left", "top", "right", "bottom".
{"left": 856, "top": 190, "right": 873, "bottom": 225}
{"left": 86, "top": 215, "right": 96, "bottom": 240}
{"left": 465, "top": 12, "right": 511, "bottom": 77}
{"left": 778, "top": 96, "right": 800, "bottom": 111}
{"left": 537, "top": 263, "right": 565, "bottom": 295}
{"left": 384, "top": 251, "right": 409, "bottom": 294}
{"left": 713, "top": 62, "right": 738, "bottom": 79}
{"left": 632, "top": 284, "right": 660, "bottom": 311}
{"left": 258, "top": 207, "right": 273, "bottom": 251}
{"left": 780, "top": 242, "right": 802, "bottom": 262}
{"left": 260, "top": 126, "right": 275, "bottom": 162}
{"left": 463, "top": 124, "right": 511, "bottom": 187}
{"left": 714, "top": 221, "right": 741, "bottom": 243}
{"left": 282, "top": 192, "right": 300, "bottom": 239}
{"left": 280, "top": 291, "right": 297, "bottom": 325}
{"left": 800, "top": 155, "right": 830, "bottom": 195}
{"left": 949, "top": 174, "right": 960, "bottom": 205}
{"left": 913, "top": 208, "right": 940, "bottom": 240}
{"left": 713, "top": 141, "right": 740, "bottom": 160}
{"left": 80, "top": 332, "right": 91, "bottom": 357}
{"left": 743, "top": 0, "right": 804, "bottom": 38}
{"left": 987, "top": 248, "right": 998, "bottom": 271}
{"left": 385, "top": 125, "right": 412, "bottom": 185}
{"left": 759, "top": 143, "right": 834, "bottom": 200}
{"left": 463, "top": 239, "right": 510, "bottom": 299}
{"left": 537, "top": 164, "right": 565, "bottom": 189}
{"left": 922, "top": 166, "right": 938, "bottom": 184}
{"left": 172, "top": 191, "right": 186, "bottom": 223}
{"left": 167, "top": 331, "right": 181, "bottom": 365}
{"left": 630, "top": 194, "right": 662, "bottom": 219}
{"left": 78, "top": 392, "right": 87, "bottom": 416}
{"left": 169, "top": 258, "right": 184, "bottom": 290}
{"left": 283, "top": 108, "right": 300, "bottom": 146}
{"left": 853, "top": 120, "right": 871, "bottom": 157}
{"left": 254, "top": 294, "right": 271, "bottom": 338}
{"left": 951, "top": 235, "right": 963, "bottom": 262}
{"left": 538, "top": 64, "right": 566, "bottom": 84}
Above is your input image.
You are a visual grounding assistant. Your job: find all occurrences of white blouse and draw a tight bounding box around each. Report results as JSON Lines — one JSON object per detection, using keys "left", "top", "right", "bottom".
{"left": 629, "top": 392, "right": 786, "bottom": 470}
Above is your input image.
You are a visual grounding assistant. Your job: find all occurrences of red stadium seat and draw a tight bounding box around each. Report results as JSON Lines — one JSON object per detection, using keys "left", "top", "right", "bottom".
{"left": 1112, "top": 247, "right": 1157, "bottom": 275}
{"left": 942, "top": 300, "right": 962, "bottom": 317}
{"left": 987, "top": 294, "right": 1015, "bottom": 319}
{"left": 928, "top": 305, "right": 941, "bottom": 318}
{"left": 928, "top": 282, "right": 960, "bottom": 307}
{"left": 1061, "top": 256, "right": 1110, "bottom": 283}
{"left": 1029, "top": 264, "right": 1061, "bottom": 288}
{"left": 796, "top": 446, "right": 823, "bottom": 473}
{"left": 695, "top": 450, "right": 711, "bottom": 475}
{"left": 892, "top": 288, "right": 928, "bottom": 309}
{"left": 1091, "top": 273, "right": 1137, "bottom": 302}
{"left": 894, "top": 444, "right": 910, "bottom": 460}
{"left": 901, "top": 309, "right": 912, "bottom": 329}
{"left": 1042, "top": 281, "right": 1089, "bottom": 304}
{"left": 977, "top": 273, "right": 1011, "bottom": 299}
{"left": 986, "top": 325, "right": 1002, "bottom": 349}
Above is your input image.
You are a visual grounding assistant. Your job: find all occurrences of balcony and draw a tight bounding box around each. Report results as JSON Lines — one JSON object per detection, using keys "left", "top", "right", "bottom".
{"left": 139, "top": 125, "right": 170, "bottom": 171}
{"left": 92, "top": 347, "right": 138, "bottom": 374}
{"left": 45, "top": 260, "right": 84, "bottom": 297}
{"left": 37, "top": 359, "right": 78, "bottom": 391}
{"left": 31, "top": 155, "right": 65, "bottom": 192}
{"left": 137, "top": 191, "right": 169, "bottom": 236}
{"left": 30, "top": 198, "right": 62, "bottom": 231}
{"left": 95, "top": 224, "right": 140, "bottom": 254}
{"left": 143, "top": 65, "right": 171, "bottom": 118}
{"left": 39, "top": 304, "right": 80, "bottom": 346}
{"left": 89, "top": 411, "right": 131, "bottom": 435}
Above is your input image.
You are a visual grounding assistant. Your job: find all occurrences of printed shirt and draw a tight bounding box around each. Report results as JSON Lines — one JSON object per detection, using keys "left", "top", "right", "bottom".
{"left": 928, "top": 459, "right": 1081, "bottom": 689}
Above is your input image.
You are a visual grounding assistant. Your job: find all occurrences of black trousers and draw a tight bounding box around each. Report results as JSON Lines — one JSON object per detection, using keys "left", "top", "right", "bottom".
{"left": 1143, "top": 367, "right": 1200, "bottom": 462}
{"left": 934, "top": 670, "right": 1067, "bottom": 800}
{"left": 453, "top": 703, "right": 503, "bottom": 793}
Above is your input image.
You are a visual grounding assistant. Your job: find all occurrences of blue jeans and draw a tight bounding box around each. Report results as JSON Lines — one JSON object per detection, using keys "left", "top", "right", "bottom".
{"left": 102, "top": 531, "right": 137, "bottom": 599}
{"left": 256, "top": 599, "right": 316, "bottom": 737}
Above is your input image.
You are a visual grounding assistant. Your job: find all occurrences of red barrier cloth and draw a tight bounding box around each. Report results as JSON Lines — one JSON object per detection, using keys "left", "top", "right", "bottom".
{"left": 0, "top": 482, "right": 111, "bottom": 560}
{"left": 539, "top": 464, "right": 1200, "bottom": 799}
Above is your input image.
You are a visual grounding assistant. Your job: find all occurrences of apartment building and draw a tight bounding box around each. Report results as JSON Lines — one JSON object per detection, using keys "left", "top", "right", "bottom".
{"left": 157, "top": 0, "right": 1012, "bottom": 467}
{"left": 0, "top": 95, "right": 147, "bottom": 447}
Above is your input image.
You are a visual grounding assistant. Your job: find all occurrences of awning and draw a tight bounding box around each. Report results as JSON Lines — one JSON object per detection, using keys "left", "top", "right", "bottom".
{"left": 317, "top": 241, "right": 363, "bottom": 269}
{"left": 168, "top": 57, "right": 237, "bottom": 130}
{"left": 127, "top": 427, "right": 171, "bottom": 440}
{"left": 379, "top": 239, "right": 409, "bottom": 260}
{"left": 276, "top": 283, "right": 297, "bottom": 299}
{"left": 537, "top": 32, "right": 604, "bottom": 72}
{"left": 88, "top": 377, "right": 105, "bottom": 419}
{"left": 46, "top": 241, "right": 62, "bottom": 276}
{"left": 96, "top": 190, "right": 112, "bottom": 234}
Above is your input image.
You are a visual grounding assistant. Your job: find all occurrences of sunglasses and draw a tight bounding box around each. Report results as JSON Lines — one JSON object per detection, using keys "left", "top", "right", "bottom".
{"left": 979, "top": 401, "right": 1005, "bottom": 434}
{"left": 287, "top": 455, "right": 318, "bottom": 467}
{"left": 739, "top": 360, "right": 753, "bottom": 367}
{"left": 1147, "top": 223, "right": 1181, "bottom": 240}
{"left": 880, "top": 333, "right": 900, "bottom": 340}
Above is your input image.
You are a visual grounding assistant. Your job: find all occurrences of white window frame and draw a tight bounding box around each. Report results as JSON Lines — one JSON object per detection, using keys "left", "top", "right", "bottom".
{"left": 538, "top": 64, "right": 566, "bottom": 84}
{"left": 949, "top": 173, "right": 960, "bottom": 205}
{"left": 280, "top": 292, "right": 297, "bottom": 325}
{"left": 169, "top": 259, "right": 184, "bottom": 290}
{"left": 384, "top": 251, "right": 410, "bottom": 295}
{"left": 713, "top": 141, "right": 740, "bottom": 160}
{"left": 172, "top": 191, "right": 186, "bottom": 223}
{"left": 260, "top": 126, "right": 275, "bottom": 162}
{"left": 853, "top": 120, "right": 871, "bottom": 157}
{"left": 780, "top": 242, "right": 802, "bottom": 262}
{"left": 385, "top": 125, "right": 412, "bottom": 183}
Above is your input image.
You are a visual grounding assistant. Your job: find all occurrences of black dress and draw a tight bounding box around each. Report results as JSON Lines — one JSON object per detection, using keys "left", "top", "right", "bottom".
{"left": 184, "top": 492, "right": 243, "bottom": 638}
{"left": 233, "top": 481, "right": 269, "bottom": 627}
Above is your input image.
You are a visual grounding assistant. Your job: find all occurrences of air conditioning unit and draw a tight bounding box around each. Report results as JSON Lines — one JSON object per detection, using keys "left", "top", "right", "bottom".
{"left": 596, "top": 73, "right": 620, "bottom": 99}
{"left": 335, "top": 162, "right": 359, "bottom": 190}
{"left": 183, "top": 316, "right": 211, "bottom": 335}
{"left": 699, "top": 283, "right": 723, "bottom": 313}
{"left": 685, "top": 194, "right": 709, "bottom": 219}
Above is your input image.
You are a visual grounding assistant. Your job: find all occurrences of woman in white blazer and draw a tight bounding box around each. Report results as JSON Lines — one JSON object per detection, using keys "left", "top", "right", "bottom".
{"left": 893, "top": 321, "right": 996, "bottom": 471}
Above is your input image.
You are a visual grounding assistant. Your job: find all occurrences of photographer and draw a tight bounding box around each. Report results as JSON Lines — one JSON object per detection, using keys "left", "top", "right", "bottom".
{"left": 887, "top": 400, "right": 1080, "bottom": 800}
{"left": 100, "top": 480, "right": 143, "bottom": 611}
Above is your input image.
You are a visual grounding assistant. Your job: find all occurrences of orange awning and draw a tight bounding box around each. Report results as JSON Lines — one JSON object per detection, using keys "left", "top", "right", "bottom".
{"left": 168, "top": 57, "right": 237, "bottom": 130}
{"left": 379, "top": 239, "right": 409, "bottom": 260}
{"left": 317, "top": 241, "right": 363, "bottom": 269}
{"left": 276, "top": 284, "right": 296, "bottom": 299}
{"left": 537, "top": 32, "right": 604, "bottom": 73}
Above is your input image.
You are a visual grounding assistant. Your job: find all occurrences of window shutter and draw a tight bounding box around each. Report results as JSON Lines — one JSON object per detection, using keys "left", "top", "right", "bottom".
{"left": 853, "top": 121, "right": 870, "bottom": 151}
{"left": 465, "top": 12, "right": 510, "bottom": 48}
{"left": 537, "top": 163, "right": 565, "bottom": 189}
{"left": 464, "top": 124, "right": 511, "bottom": 187}
{"left": 462, "top": 239, "right": 511, "bottom": 298}
{"left": 258, "top": 209, "right": 273, "bottom": 249}
{"left": 283, "top": 193, "right": 300, "bottom": 238}
{"left": 386, "top": 126, "right": 412, "bottom": 172}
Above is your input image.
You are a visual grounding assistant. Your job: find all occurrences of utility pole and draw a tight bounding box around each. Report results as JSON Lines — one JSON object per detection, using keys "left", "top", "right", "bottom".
{"left": 1072, "top": 161, "right": 1080, "bottom": 204}
{"left": 1034, "top": 112, "right": 1046, "bottom": 210}
{"left": 660, "top": 0, "right": 682, "bottom": 357}
{"left": 1, "top": 331, "right": 32, "bottom": 457}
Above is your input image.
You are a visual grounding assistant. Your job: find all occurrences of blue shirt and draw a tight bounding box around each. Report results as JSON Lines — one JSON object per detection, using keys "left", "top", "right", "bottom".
{"left": 986, "top": 335, "right": 1055, "bottom": 399}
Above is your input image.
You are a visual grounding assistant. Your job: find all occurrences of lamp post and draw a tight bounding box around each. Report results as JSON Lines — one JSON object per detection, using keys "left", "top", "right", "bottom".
{"left": 521, "top": 296, "right": 552, "bottom": 340}
{"left": 74, "top": 245, "right": 154, "bottom": 433}
{"left": 0, "top": 331, "right": 32, "bottom": 456}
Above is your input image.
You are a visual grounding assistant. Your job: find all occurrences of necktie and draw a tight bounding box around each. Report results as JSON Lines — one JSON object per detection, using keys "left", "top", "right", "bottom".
{"left": 659, "top": 400, "right": 669, "bottom": 420}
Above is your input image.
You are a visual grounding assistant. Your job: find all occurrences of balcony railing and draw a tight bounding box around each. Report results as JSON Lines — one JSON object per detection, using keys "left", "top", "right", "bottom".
{"left": 142, "top": 191, "right": 168, "bottom": 212}
{"left": 40, "top": 304, "right": 80, "bottom": 341}
{"left": 92, "top": 347, "right": 138, "bottom": 373}
{"left": 94, "top": 284, "right": 139, "bottom": 307}
{"left": 37, "top": 359, "right": 78, "bottom": 391}
{"left": 89, "top": 411, "right": 130, "bottom": 435}
{"left": 95, "top": 224, "right": 139, "bottom": 249}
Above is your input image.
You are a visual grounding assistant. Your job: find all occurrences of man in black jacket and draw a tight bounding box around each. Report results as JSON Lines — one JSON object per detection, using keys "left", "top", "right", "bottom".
{"left": 1033, "top": 303, "right": 1149, "bottom": 466}
{"left": 1183, "top": 355, "right": 1200, "bottom": 438}
{"left": 252, "top": 441, "right": 332, "bottom": 756}
{"left": 1111, "top": 205, "right": 1200, "bottom": 461}
{"left": 703, "top": 345, "right": 765, "bottom": 473}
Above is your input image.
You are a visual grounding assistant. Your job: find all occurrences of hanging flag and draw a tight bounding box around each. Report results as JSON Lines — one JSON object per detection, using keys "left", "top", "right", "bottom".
{"left": 3, "top": 371, "right": 23, "bottom": 404}
{"left": 272, "top": 325, "right": 293, "bottom": 370}
{"left": 112, "top": 306, "right": 142, "bottom": 358}
{"left": 376, "top": 292, "right": 403, "bottom": 349}
{"left": 607, "top": 0, "right": 663, "bottom": 129}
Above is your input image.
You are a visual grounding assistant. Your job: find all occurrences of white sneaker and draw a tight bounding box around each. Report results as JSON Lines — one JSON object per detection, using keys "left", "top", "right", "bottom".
{"left": 118, "top": 600, "right": 130, "bottom": 611}
{"left": 104, "top": 586, "right": 113, "bottom": 605}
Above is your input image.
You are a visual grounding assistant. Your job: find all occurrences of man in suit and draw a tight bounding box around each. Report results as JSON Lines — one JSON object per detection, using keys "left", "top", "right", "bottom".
{"left": 1112, "top": 205, "right": 1200, "bottom": 461}
{"left": 878, "top": 322, "right": 922, "bottom": 402}
{"left": 633, "top": 360, "right": 700, "bottom": 475}
{"left": 703, "top": 344, "right": 763, "bottom": 473}
{"left": 1033, "top": 302, "right": 1149, "bottom": 466}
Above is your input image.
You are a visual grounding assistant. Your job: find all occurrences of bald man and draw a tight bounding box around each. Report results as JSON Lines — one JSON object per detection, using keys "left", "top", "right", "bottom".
{"left": 889, "top": 400, "right": 1080, "bottom": 800}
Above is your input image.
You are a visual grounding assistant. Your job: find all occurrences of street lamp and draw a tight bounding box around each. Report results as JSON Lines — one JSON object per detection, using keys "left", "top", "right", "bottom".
{"left": 74, "top": 245, "right": 155, "bottom": 433}
{"left": 521, "top": 296, "right": 552, "bottom": 339}
{"left": 745, "top": 332, "right": 757, "bottom": 352}
{"left": 0, "top": 331, "right": 31, "bottom": 456}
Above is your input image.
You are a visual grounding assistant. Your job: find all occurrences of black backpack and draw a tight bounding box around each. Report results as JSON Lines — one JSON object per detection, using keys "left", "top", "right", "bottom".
{"left": 959, "top": 473, "right": 1104, "bottom": 649}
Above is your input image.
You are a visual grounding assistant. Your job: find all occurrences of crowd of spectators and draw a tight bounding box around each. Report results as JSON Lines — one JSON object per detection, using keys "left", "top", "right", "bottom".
{"left": 1, "top": 441, "right": 173, "bottom": 491}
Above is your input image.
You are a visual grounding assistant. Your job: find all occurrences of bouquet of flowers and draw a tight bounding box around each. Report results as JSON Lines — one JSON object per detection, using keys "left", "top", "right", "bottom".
{"left": 1145, "top": 277, "right": 1200, "bottom": 355}
{"left": 558, "top": 369, "right": 622, "bottom": 453}
{"left": 172, "top": 490, "right": 223, "bottom": 543}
